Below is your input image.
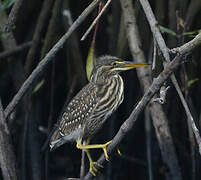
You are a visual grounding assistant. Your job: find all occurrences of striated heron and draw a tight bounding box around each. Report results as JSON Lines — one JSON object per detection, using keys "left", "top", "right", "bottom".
{"left": 49, "top": 55, "right": 149, "bottom": 176}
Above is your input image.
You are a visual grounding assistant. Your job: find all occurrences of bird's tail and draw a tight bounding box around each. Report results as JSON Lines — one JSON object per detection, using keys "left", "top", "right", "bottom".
{"left": 41, "top": 125, "right": 57, "bottom": 152}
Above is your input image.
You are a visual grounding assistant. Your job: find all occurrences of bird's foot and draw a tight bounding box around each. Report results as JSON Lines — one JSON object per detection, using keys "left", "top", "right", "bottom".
{"left": 101, "top": 140, "right": 112, "bottom": 161}
{"left": 101, "top": 141, "right": 122, "bottom": 160}
{"left": 89, "top": 161, "right": 103, "bottom": 176}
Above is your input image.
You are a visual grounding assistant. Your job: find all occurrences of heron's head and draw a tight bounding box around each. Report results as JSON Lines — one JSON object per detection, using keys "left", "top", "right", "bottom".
{"left": 90, "top": 55, "right": 149, "bottom": 82}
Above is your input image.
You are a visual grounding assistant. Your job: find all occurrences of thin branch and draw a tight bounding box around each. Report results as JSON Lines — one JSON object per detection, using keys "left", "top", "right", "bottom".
{"left": 81, "top": 0, "right": 111, "bottom": 41}
{"left": 24, "top": 0, "right": 54, "bottom": 74}
{"left": 4, "top": 0, "right": 100, "bottom": 119}
{"left": 0, "top": 41, "right": 32, "bottom": 60}
{"left": 139, "top": 0, "right": 170, "bottom": 61}
{"left": 83, "top": 33, "right": 201, "bottom": 179}
{"left": 152, "top": 84, "right": 170, "bottom": 104}
{"left": 91, "top": 2, "right": 102, "bottom": 65}
{"left": 152, "top": 39, "right": 156, "bottom": 70}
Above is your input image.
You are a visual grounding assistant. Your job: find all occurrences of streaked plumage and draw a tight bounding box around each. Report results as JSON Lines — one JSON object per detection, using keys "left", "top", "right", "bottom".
{"left": 49, "top": 55, "right": 148, "bottom": 175}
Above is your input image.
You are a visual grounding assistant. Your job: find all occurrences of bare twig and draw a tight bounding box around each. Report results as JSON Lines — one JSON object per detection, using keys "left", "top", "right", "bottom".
{"left": 83, "top": 33, "right": 201, "bottom": 180}
{"left": 152, "top": 39, "right": 156, "bottom": 70}
{"left": 0, "top": 98, "right": 18, "bottom": 180}
{"left": 4, "top": 0, "right": 100, "bottom": 119}
{"left": 152, "top": 84, "right": 170, "bottom": 104}
{"left": 81, "top": 0, "right": 111, "bottom": 41}
{"left": 139, "top": 0, "right": 170, "bottom": 61}
{"left": 0, "top": 41, "right": 32, "bottom": 60}
{"left": 25, "top": 0, "right": 54, "bottom": 74}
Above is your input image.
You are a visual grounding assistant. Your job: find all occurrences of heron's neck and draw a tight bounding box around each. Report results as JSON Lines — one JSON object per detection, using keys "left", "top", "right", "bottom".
{"left": 90, "top": 69, "right": 120, "bottom": 85}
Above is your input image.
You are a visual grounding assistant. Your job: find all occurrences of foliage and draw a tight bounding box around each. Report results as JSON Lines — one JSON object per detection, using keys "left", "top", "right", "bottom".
{"left": 0, "top": 0, "right": 16, "bottom": 11}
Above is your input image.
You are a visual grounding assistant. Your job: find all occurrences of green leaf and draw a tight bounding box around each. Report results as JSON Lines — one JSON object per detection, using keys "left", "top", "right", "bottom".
{"left": 32, "top": 79, "right": 45, "bottom": 94}
{"left": 187, "top": 78, "right": 199, "bottom": 88}
{"left": 86, "top": 44, "right": 96, "bottom": 81}
{"left": 0, "top": 0, "right": 16, "bottom": 11}
{"left": 159, "top": 25, "right": 177, "bottom": 36}
{"left": 183, "top": 29, "right": 201, "bottom": 37}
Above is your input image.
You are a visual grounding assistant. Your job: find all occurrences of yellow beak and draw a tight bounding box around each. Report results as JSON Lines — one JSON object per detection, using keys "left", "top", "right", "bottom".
{"left": 121, "top": 61, "right": 150, "bottom": 70}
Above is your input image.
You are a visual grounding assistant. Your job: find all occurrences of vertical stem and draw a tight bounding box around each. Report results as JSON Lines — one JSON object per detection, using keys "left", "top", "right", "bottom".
{"left": 145, "top": 108, "right": 153, "bottom": 180}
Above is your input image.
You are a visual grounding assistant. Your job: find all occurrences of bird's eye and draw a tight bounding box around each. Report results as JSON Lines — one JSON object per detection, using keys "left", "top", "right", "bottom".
{"left": 111, "top": 61, "right": 118, "bottom": 66}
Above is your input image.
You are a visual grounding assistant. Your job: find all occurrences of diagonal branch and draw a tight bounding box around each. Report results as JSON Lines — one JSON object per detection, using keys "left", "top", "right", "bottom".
{"left": 139, "top": 0, "right": 170, "bottom": 61}
{"left": 24, "top": 0, "right": 54, "bottom": 74}
{"left": 83, "top": 33, "right": 201, "bottom": 180}
{"left": 81, "top": 0, "right": 111, "bottom": 41}
{"left": 139, "top": 0, "right": 201, "bottom": 155}
{"left": 4, "top": 0, "right": 100, "bottom": 119}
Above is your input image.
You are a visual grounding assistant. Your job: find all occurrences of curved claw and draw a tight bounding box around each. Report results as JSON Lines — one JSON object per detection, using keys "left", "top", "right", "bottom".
{"left": 89, "top": 161, "right": 103, "bottom": 176}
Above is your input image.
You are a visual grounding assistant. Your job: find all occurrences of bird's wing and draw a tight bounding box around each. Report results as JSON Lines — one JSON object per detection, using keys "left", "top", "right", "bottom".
{"left": 50, "top": 83, "right": 99, "bottom": 143}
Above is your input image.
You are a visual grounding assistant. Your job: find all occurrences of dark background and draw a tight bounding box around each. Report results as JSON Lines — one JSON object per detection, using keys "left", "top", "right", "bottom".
{"left": 0, "top": 0, "right": 201, "bottom": 179}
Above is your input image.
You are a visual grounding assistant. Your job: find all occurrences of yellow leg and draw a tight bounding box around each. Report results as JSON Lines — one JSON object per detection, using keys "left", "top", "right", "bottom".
{"left": 76, "top": 139, "right": 112, "bottom": 161}
{"left": 85, "top": 150, "right": 103, "bottom": 176}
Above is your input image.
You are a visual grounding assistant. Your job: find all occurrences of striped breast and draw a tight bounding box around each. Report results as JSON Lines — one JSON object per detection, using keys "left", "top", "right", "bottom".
{"left": 83, "top": 74, "right": 124, "bottom": 139}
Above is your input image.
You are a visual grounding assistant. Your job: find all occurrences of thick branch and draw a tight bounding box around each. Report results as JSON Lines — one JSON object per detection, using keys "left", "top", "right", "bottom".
{"left": 120, "top": 0, "right": 181, "bottom": 179}
{"left": 4, "top": 0, "right": 100, "bottom": 119}
{"left": 83, "top": 33, "right": 201, "bottom": 180}
{"left": 0, "top": 99, "right": 18, "bottom": 180}
{"left": 4, "top": 0, "right": 25, "bottom": 33}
